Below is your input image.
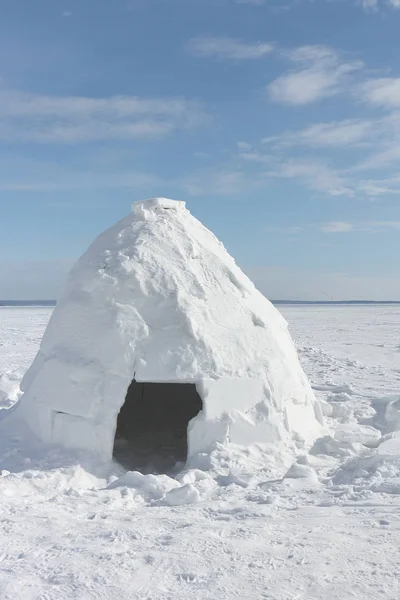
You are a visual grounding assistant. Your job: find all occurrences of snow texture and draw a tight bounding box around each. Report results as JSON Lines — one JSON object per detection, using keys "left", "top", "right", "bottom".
{"left": 0, "top": 304, "right": 400, "bottom": 599}
{"left": 14, "top": 198, "right": 323, "bottom": 462}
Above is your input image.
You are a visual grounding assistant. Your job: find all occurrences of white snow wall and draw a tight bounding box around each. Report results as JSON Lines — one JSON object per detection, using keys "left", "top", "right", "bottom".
{"left": 16, "top": 198, "right": 324, "bottom": 461}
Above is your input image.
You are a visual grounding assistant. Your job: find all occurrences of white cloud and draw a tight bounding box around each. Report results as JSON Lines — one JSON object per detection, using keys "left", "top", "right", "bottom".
{"left": 359, "top": 0, "right": 379, "bottom": 10}
{"left": 263, "top": 119, "right": 374, "bottom": 148}
{"left": 358, "top": 177, "right": 400, "bottom": 196}
{"left": 0, "top": 90, "right": 206, "bottom": 144}
{"left": 357, "top": 145, "right": 400, "bottom": 171}
{"left": 269, "top": 70, "right": 334, "bottom": 105}
{"left": 321, "top": 221, "right": 354, "bottom": 233}
{"left": 238, "top": 110, "right": 400, "bottom": 196}
{"left": 187, "top": 36, "right": 273, "bottom": 60}
{"left": 320, "top": 220, "right": 400, "bottom": 233}
{"left": 360, "top": 0, "right": 400, "bottom": 10}
{"left": 236, "top": 0, "right": 400, "bottom": 10}
{"left": 277, "top": 160, "right": 352, "bottom": 195}
{"left": 349, "top": 112, "right": 400, "bottom": 171}
{"left": 263, "top": 219, "right": 400, "bottom": 237}
{"left": 367, "top": 220, "right": 400, "bottom": 229}
{"left": 275, "top": 158, "right": 353, "bottom": 196}
{"left": 239, "top": 151, "right": 273, "bottom": 164}
{"left": 236, "top": 0, "right": 265, "bottom": 4}
{"left": 239, "top": 152, "right": 354, "bottom": 196}
{"left": 268, "top": 45, "right": 362, "bottom": 105}
{"left": 357, "top": 78, "right": 400, "bottom": 109}
{"left": 258, "top": 109, "right": 400, "bottom": 185}
{"left": 239, "top": 151, "right": 353, "bottom": 195}
{"left": 237, "top": 141, "right": 253, "bottom": 151}
{"left": 266, "top": 220, "right": 400, "bottom": 236}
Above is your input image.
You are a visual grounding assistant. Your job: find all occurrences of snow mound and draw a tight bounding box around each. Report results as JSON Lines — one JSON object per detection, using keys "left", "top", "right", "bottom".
{"left": 334, "top": 423, "right": 381, "bottom": 447}
{"left": 385, "top": 399, "right": 400, "bottom": 431}
{"left": 107, "top": 470, "right": 179, "bottom": 500}
{"left": 0, "top": 371, "right": 22, "bottom": 409}
{"left": 14, "top": 198, "right": 324, "bottom": 466}
{"left": 164, "top": 482, "right": 201, "bottom": 506}
{"left": 378, "top": 433, "right": 400, "bottom": 457}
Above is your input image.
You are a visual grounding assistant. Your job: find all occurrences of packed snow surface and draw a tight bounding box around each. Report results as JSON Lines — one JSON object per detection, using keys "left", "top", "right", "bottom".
{"left": 0, "top": 304, "right": 400, "bottom": 599}
{"left": 15, "top": 198, "right": 323, "bottom": 460}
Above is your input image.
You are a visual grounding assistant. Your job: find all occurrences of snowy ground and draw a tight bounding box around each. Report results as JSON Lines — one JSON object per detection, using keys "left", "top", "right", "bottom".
{"left": 0, "top": 305, "right": 399, "bottom": 599}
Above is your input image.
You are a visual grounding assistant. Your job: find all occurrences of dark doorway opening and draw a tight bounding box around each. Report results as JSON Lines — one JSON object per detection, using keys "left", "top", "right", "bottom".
{"left": 113, "top": 380, "right": 203, "bottom": 474}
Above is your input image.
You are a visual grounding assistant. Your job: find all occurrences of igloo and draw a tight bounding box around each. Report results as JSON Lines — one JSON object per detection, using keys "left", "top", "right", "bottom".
{"left": 15, "top": 198, "right": 324, "bottom": 471}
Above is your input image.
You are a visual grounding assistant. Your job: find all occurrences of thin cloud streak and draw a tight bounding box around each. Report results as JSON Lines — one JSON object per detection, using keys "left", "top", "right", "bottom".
{"left": 360, "top": 0, "right": 400, "bottom": 10}
{"left": 0, "top": 90, "right": 207, "bottom": 144}
{"left": 321, "top": 221, "right": 354, "bottom": 233}
{"left": 265, "top": 220, "right": 400, "bottom": 235}
{"left": 239, "top": 152, "right": 354, "bottom": 196}
{"left": 268, "top": 46, "right": 363, "bottom": 105}
{"left": 187, "top": 36, "right": 273, "bottom": 60}
{"left": 357, "top": 78, "right": 400, "bottom": 109}
{"left": 262, "top": 119, "right": 375, "bottom": 149}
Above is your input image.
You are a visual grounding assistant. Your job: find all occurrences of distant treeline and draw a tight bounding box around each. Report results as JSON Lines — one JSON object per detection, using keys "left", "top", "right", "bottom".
{"left": 0, "top": 300, "right": 57, "bottom": 307}
{"left": 273, "top": 300, "right": 400, "bottom": 305}
{"left": 1, "top": 300, "right": 400, "bottom": 307}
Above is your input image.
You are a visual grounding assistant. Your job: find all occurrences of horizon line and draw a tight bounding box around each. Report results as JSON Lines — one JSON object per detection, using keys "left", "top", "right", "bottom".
{"left": 1, "top": 300, "right": 400, "bottom": 306}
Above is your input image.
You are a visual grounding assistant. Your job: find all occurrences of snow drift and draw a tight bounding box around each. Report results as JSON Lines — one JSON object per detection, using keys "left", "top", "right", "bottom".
{"left": 14, "top": 198, "right": 324, "bottom": 467}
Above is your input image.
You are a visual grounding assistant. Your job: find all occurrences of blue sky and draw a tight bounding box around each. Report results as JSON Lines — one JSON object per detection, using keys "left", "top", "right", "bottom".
{"left": 1, "top": 0, "right": 400, "bottom": 300}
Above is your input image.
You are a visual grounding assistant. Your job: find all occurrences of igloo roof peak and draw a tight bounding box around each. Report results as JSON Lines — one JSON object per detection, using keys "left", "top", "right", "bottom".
{"left": 132, "top": 197, "right": 186, "bottom": 220}
{"left": 40, "top": 200, "right": 306, "bottom": 383}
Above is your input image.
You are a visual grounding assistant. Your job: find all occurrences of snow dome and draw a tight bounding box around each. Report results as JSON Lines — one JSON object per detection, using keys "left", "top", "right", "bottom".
{"left": 16, "top": 198, "right": 324, "bottom": 471}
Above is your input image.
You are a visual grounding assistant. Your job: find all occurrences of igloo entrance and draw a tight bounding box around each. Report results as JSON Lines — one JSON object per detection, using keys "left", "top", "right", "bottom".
{"left": 113, "top": 380, "right": 203, "bottom": 473}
